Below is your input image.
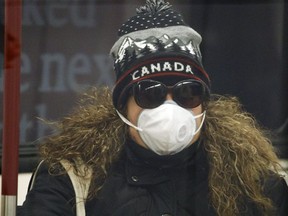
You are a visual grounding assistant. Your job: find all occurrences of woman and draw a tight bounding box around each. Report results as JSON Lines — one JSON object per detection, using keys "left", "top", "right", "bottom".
{"left": 19, "top": 0, "right": 288, "bottom": 215}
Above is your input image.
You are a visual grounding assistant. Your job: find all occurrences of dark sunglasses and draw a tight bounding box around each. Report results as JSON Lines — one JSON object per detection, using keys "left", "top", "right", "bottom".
{"left": 132, "top": 79, "right": 208, "bottom": 109}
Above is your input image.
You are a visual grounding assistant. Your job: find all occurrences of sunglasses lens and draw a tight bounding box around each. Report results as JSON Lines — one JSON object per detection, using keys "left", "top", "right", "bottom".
{"left": 134, "top": 81, "right": 167, "bottom": 108}
{"left": 173, "top": 81, "right": 205, "bottom": 108}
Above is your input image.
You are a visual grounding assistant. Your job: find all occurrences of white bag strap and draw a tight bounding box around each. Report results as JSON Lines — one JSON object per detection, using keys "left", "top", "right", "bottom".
{"left": 28, "top": 160, "right": 92, "bottom": 216}
{"left": 28, "top": 160, "right": 45, "bottom": 192}
{"left": 60, "top": 160, "right": 92, "bottom": 216}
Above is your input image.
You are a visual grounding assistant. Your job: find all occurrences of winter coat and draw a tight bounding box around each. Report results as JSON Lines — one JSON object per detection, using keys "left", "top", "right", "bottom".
{"left": 18, "top": 140, "right": 288, "bottom": 216}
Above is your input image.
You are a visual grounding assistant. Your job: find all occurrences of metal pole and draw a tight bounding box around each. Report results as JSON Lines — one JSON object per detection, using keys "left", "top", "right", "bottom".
{"left": 1, "top": 0, "right": 22, "bottom": 215}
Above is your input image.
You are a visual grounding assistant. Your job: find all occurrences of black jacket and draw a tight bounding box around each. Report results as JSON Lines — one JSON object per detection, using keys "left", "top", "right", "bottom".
{"left": 19, "top": 140, "right": 288, "bottom": 216}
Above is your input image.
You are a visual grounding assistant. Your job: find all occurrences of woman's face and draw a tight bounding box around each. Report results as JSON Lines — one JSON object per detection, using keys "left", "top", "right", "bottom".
{"left": 126, "top": 93, "right": 204, "bottom": 149}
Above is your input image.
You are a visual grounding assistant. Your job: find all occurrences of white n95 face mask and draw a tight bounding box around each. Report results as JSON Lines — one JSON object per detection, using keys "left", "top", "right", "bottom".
{"left": 116, "top": 100, "right": 206, "bottom": 155}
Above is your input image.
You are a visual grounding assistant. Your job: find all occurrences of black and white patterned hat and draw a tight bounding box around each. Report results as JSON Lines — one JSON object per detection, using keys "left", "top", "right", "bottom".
{"left": 111, "top": 0, "right": 210, "bottom": 109}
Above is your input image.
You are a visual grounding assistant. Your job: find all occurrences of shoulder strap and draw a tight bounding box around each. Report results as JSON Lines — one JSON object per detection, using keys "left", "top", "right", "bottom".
{"left": 60, "top": 160, "right": 92, "bottom": 216}
{"left": 28, "top": 160, "right": 45, "bottom": 192}
{"left": 28, "top": 160, "right": 92, "bottom": 216}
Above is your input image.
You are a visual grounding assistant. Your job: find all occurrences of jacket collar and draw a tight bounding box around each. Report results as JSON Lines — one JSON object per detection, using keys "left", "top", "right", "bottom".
{"left": 125, "top": 139, "right": 209, "bottom": 186}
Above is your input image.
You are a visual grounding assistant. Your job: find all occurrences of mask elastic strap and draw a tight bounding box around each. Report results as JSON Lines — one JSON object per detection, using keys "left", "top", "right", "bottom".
{"left": 116, "top": 109, "right": 206, "bottom": 134}
{"left": 193, "top": 111, "right": 206, "bottom": 135}
{"left": 116, "top": 110, "right": 143, "bottom": 131}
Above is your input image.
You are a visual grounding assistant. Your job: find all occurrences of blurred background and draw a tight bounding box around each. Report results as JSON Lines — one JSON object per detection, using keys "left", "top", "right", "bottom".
{"left": 0, "top": 0, "right": 287, "bottom": 203}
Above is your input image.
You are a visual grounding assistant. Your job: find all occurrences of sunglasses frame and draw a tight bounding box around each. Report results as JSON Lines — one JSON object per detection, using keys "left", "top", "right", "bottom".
{"left": 132, "top": 79, "right": 209, "bottom": 109}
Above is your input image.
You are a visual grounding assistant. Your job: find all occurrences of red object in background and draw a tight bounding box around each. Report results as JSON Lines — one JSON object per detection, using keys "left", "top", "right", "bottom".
{"left": 1, "top": 0, "right": 22, "bottom": 215}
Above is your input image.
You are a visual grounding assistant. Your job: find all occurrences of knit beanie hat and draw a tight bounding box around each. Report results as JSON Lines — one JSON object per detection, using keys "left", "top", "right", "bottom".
{"left": 111, "top": 0, "right": 210, "bottom": 109}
